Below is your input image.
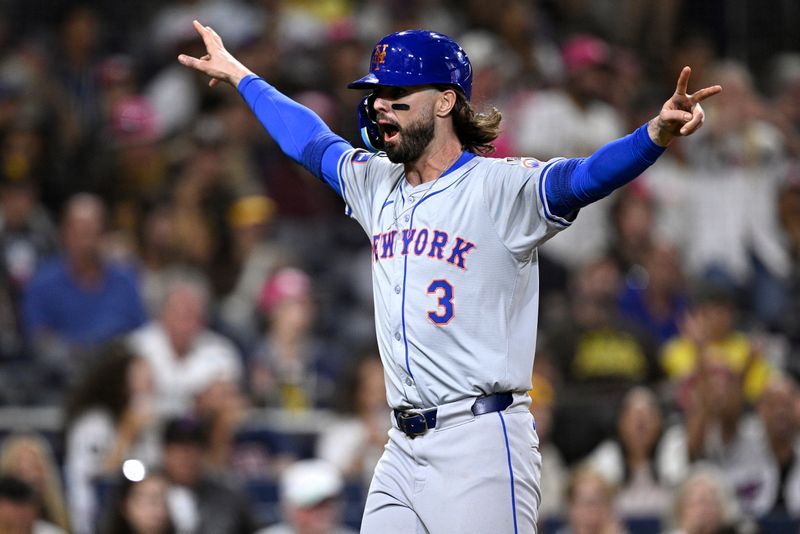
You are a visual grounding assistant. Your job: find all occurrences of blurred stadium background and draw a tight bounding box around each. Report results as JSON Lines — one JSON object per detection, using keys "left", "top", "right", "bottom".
{"left": 0, "top": 0, "right": 799, "bottom": 532}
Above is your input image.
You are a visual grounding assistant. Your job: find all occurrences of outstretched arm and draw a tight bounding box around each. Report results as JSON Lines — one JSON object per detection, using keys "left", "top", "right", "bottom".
{"left": 178, "top": 21, "right": 352, "bottom": 192}
{"left": 545, "top": 67, "right": 722, "bottom": 219}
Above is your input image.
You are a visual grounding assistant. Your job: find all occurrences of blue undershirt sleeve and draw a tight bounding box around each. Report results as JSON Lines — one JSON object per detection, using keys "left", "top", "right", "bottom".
{"left": 237, "top": 74, "right": 352, "bottom": 196}
{"left": 544, "top": 122, "right": 666, "bottom": 217}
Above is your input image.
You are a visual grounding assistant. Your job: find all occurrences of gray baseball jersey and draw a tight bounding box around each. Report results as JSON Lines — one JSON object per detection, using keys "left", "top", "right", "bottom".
{"left": 335, "top": 149, "right": 571, "bottom": 410}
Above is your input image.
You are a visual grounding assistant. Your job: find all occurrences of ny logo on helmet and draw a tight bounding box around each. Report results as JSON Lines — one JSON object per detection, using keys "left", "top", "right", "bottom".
{"left": 372, "top": 44, "right": 389, "bottom": 71}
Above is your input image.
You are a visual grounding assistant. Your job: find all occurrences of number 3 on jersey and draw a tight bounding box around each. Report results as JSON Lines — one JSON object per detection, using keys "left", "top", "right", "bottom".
{"left": 426, "top": 279, "right": 454, "bottom": 325}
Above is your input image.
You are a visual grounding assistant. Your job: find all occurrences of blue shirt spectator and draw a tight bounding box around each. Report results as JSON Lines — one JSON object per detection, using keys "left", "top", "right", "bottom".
{"left": 617, "top": 241, "right": 689, "bottom": 344}
{"left": 21, "top": 194, "right": 147, "bottom": 356}
{"left": 23, "top": 256, "right": 146, "bottom": 346}
{"left": 618, "top": 283, "right": 688, "bottom": 344}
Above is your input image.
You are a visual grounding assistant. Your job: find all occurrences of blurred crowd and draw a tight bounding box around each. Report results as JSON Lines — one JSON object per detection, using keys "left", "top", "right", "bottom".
{"left": 0, "top": 0, "right": 798, "bottom": 533}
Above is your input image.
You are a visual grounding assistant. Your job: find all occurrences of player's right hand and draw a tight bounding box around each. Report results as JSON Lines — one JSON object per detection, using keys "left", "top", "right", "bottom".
{"left": 178, "top": 20, "right": 253, "bottom": 88}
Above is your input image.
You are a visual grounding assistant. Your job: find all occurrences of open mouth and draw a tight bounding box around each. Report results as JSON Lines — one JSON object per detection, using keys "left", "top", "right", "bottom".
{"left": 379, "top": 122, "right": 400, "bottom": 142}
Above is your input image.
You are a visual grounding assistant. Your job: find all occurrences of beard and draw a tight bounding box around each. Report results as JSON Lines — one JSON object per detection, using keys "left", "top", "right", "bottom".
{"left": 383, "top": 112, "right": 435, "bottom": 164}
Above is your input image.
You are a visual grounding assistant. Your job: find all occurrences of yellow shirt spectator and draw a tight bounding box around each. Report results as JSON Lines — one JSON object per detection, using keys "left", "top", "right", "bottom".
{"left": 661, "top": 331, "right": 770, "bottom": 402}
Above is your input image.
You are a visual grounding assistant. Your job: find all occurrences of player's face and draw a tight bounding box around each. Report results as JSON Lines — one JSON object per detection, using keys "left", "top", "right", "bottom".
{"left": 372, "top": 86, "right": 437, "bottom": 164}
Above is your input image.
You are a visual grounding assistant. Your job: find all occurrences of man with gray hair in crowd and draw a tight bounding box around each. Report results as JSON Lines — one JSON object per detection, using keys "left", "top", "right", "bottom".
{"left": 128, "top": 268, "right": 242, "bottom": 418}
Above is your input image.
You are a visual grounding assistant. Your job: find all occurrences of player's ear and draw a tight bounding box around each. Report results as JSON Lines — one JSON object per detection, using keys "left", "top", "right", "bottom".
{"left": 436, "top": 89, "right": 457, "bottom": 117}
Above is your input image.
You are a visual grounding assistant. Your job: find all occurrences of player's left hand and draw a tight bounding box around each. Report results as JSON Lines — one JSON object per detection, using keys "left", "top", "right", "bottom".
{"left": 648, "top": 66, "right": 722, "bottom": 147}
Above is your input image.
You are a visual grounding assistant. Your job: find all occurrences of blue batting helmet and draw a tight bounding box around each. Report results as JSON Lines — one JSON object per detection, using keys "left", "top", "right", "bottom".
{"left": 348, "top": 30, "right": 473, "bottom": 100}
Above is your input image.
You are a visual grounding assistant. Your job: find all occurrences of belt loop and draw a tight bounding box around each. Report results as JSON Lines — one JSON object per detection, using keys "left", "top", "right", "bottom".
{"left": 471, "top": 392, "right": 514, "bottom": 416}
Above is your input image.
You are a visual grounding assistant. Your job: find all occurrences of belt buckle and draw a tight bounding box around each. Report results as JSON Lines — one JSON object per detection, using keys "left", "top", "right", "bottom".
{"left": 397, "top": 411, "right": 428, "bottom": 437}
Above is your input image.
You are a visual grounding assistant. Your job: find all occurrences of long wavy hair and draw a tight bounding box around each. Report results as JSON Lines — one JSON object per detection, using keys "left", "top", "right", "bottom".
{"left": 439, "top": 86, "right": 502, "bottom": 155}
{"left": 64, "top": 342, "right": 135, "bottom": 428}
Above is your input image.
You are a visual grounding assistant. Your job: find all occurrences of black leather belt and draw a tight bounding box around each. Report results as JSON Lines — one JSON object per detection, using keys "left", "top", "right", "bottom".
{"left": 394, "top": 392, "right": 514, "bottom": 438}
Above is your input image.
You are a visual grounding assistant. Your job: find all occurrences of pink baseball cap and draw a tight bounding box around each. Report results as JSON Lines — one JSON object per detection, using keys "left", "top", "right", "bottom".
{"left": 562, "top": 35, "right": 611, "bottom": 74}
{"left": 109, "top": 96, "right": 161, "bottom": 146}
{"left": 258, "top": 267, "right": 312, "bottom": 314}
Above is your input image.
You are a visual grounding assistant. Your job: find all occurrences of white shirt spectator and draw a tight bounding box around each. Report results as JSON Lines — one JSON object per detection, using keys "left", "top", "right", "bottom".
{"left": 128, "top": 323, "right": 242, "bottom": 418}
{"left": 717, "top": 415, "right": 800, "bottom": 517}
{"left": 585, "top": 434, "right": 678, "bottom": 518}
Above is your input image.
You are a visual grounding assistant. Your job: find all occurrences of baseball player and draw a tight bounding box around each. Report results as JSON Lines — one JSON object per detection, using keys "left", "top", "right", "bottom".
{"left": 179, "top": 23, "right": 720, "bottom": 533}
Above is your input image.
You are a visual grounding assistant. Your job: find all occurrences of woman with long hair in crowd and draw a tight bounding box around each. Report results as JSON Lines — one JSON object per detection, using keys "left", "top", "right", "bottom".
{"left": 585, "top": 386, "right": 683, "bottom": 519}
{"left": 63, "top": 343, "right": 159, "bottom": 533}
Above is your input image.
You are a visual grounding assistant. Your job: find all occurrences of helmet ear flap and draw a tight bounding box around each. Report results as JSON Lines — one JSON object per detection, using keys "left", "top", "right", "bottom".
{"left": 357, "top": 93, "right": 383, "bottom": 152}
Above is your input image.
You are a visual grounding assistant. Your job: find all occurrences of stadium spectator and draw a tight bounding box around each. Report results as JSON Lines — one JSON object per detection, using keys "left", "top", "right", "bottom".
{"left": 606, "top": 184, "right": 657, "bottom": 276}
{"left": 557, "top": 466, "right": 626, "bottom": 534}
{"left": 63, "top": 343, "right": 159, "bottom": 534}
{"left": 192, "top": 366, "right": 249, "bottom": 470}
{"left": 218, "top": 194, "right": 288, "bottom": 348}
{"left": 675, "top": 353, "right": 788, "bottom": 517}
{"left": 53, "top": 4, "right": 103, "bottom": 158}
{"left": 680, "top": 359, "right": 749, "bottom": 466}
{"left": 550, "top": 257, "right": 660, "bottom": 462}
{"left": 0, "top": 474, "right": 66, "bottom": 534}
{"left": 161, "top": 416, "right": 257, "bottom": 534}
{"left": 21, "top": 193, "right": 147, "bottom": 379}
{"left": 617, "top": 239, "right": 689, "bottom": 345}
{"left": 136, "top": 203, "right": 182, "bottom": 317}
{"left": 603, "top": 178, "right": 691, "bottom": 346}
{"left": 679, "top": 60, "right": 790, "bottom": 303}
{"left": 0, "top": 173, "right": 57, "bottom": 323}
{"left": 166, "top": 135, "right": 249, "bottom": 279}
{"left": 723, "top": 373, "right": 800, "bottom": 517}
{"left": 249, "top": 267, "right": 341, "bottom": 411}
{"left": 513, "top": 34, "right": 623, "bottom": 159}
{"left": 665, "top": 464, "right": 741, "bottom": 534}
{"left": 256, "top": 459, "right": 356, "bottom": 534}
{"left": 661, "top": 282, "right": 771, "bottom": 403}
{"left": 101, "top": 471, "right": 175, "bottom": 534}
{"left": 584, "top": 387, "right": 677, "bottom": 519}
{"left": 0, "top": 433, "right": 70, "bottom": 532}
{"left": 554, "top": 258, "right": 661, "bottom": 387}
{"left": 512, "top": 34, "right": 626, "bottom": 269}
{"left": 128, "top": 269, "right": 242, "bottom": 418}
{"left": 101, "top": 94, "right": 167, "bottom": 246}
